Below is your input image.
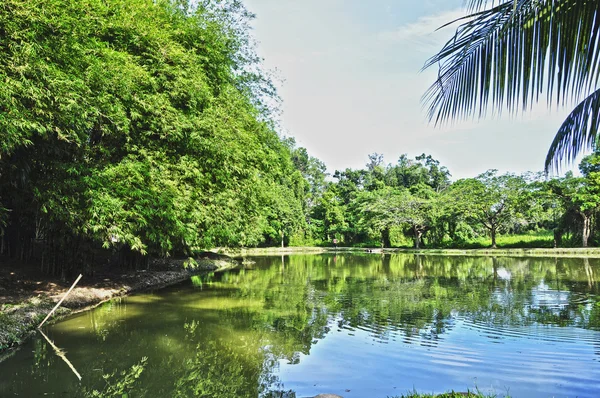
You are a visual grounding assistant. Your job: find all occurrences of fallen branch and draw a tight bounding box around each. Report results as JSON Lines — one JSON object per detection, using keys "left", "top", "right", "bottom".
{"left": 39, "top": 329, "right": 82, "bottom": 381}
{"left": 38, "top": 274, "right": 82, "bottom": 329}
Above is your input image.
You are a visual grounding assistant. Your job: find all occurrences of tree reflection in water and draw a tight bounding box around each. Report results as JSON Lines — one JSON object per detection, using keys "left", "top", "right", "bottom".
{"left": 2, "top": 254, "right": 600, "bottom": 397}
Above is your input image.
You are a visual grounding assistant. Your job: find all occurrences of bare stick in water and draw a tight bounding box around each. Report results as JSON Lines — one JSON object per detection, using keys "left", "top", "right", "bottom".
{"left": 38, "top": 274, "right": 82, "bottom": 329}
{"left": 39, "top": 328, "right": 82, "bottom": 380}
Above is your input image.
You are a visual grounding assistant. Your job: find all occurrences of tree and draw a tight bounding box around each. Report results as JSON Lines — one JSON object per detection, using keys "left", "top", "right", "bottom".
{"left": 358, "top": 187, "right": 437, "bottom": 249}
{"left": 424, "top": 1, "right": 600, "bottom": 172}
{"left": 448, "top": 171, "right": 526, "bottom": 248}
{"left": 364, "top": 153, "right": 386, "bottom": 191}
{"left": 329, "top": 168, "right": 372, "bottom": 244}
{"left": 366, "top": 153, "right": 384, "bottom": 172}
{"left": 549, "top": 153, "right": 600, "bottom": 247}
{"left": 415, "top": 154, "right": 452, "bottom": 192}
{"left": 311, "top": 187, "right": 347, "bottom": 243}
{"left": 263, "top": 178, "right": 306, "bottom": 248}
{"left": 384, "top": 154, "right": 450, "bottom": 192}
{"left": 286, "top": 141, "right": 328, "bottom": 216}
{"left": 518, "top": 173, "right": 563, "bottom": 235}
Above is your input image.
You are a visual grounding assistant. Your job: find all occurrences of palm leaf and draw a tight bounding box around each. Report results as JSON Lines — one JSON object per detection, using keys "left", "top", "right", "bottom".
{"left": 545, "top": 88, "right": 600, "bottom": 173}
{"left": 423, "top": 0, "right": 600, "bottom": 170}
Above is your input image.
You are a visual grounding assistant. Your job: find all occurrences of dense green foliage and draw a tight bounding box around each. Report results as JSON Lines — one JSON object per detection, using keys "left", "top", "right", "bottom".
{"left": 3, "top": 0, "right": 600, "bottom": 277}
{"left": 0, "top": 0, "right": 309, "bottom": 274}
{"left": 309, "top": 152, "right": 600, "bottom": 249}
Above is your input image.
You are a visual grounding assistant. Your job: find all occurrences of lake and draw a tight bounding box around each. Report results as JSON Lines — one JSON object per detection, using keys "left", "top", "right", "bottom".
{"left": 1, "top": 253, "right": 600, "bottom": 397}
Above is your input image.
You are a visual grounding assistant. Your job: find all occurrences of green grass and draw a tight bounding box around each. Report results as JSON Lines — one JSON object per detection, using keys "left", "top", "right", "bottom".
{"left": 0, "top": 298, "right": 66, "bottom": 352}
{"left": 390, "top": 390, "right": 510, "bottom": 398}
{"left": 322, "top": 230, "right": 555, "bottom": 250}
{"left": 442, "top": 230, "right": 554, "bottom": 249}
{"left": 0, "top": 312, "right": 22, "bottom": 350}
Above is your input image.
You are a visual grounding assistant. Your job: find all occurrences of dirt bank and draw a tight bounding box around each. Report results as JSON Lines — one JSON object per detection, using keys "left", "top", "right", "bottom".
{"left": 0, "top": 253, "right": 239, "bottom": 358}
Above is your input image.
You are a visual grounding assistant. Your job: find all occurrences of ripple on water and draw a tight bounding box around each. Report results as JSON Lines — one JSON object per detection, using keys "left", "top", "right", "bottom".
{"left": 286, "top": 305, "right": 600, "bottom": 397}
{"left": 5, "top": 255, "right": 600, "bottom": 398}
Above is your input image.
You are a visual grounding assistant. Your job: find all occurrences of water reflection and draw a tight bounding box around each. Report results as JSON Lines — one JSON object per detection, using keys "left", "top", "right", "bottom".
{"left": 1, "top": 254, "right": 600, "bottom": 397}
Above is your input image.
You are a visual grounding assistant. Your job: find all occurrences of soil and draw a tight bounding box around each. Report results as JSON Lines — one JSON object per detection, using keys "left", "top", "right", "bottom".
{"left": 0, "top": 253, "right": 240, "bottom": 357}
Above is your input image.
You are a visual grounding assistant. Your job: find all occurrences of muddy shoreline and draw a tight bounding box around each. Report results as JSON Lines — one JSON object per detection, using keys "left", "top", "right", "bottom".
{"left": 0, "top": 255, "right": 239, "bottom": 360}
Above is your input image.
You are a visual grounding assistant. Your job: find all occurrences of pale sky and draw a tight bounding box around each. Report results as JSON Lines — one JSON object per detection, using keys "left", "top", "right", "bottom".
{"left": 243, "top": 0, "right": 582, "bottom": 180}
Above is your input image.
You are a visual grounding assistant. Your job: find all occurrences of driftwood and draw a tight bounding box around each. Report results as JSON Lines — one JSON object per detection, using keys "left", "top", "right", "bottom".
{"left": 39, "top": 329, "right": 82, "bottom": 381}
{"left": 38, "top": 274, "right": 82, "bottom": 329}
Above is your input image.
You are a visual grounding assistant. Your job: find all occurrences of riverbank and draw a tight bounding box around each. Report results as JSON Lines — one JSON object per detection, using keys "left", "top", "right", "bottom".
{"left": 228, "top": 246, "right": 600, "bottom": 258}
{"left": 393, "top": 392, "right": 507, "bottom": 398}
{"left": 0, "top": 254, "right": 239, "bottom": 359}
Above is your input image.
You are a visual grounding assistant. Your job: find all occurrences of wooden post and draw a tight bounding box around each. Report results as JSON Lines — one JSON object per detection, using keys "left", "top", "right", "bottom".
{"left": 38, "top": 274, "right": 82, "bottom": 329}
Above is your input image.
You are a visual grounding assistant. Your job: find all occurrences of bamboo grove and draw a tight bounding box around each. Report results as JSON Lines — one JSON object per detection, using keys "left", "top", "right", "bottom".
{"left": 0, "top": 0, "right": 308, "bottom": 275}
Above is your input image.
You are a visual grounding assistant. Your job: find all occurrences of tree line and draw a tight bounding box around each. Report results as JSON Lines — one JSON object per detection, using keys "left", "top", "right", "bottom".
{"left": 295, "top": 151, "right": 600, "bottom": 250}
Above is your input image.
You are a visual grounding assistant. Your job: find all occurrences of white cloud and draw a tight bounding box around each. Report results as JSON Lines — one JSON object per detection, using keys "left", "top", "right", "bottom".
{"left": 377, "top": 9, "right": 465, "bottom": 50}
{"left": 379, "top": 9, "right": 465, "bottom": 40}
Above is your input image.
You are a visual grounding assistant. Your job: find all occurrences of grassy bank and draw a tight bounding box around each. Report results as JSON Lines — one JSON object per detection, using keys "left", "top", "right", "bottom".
{"left": 439, "top": 230, "right": 554, "bottom": 249}
{"left": 0, "top": 255, "right": 238, "bottom": 359}
{"left": 402, "top": 247, "right": 600, "bottom": 257}
{"left": 225, "top": 231, "right": 600, "bottom": 258}
{"left": 227, "top": 246, "right": 600, "bottom": 258}
{"left": 391, "top": 391, "right": 509, "bottom": 398}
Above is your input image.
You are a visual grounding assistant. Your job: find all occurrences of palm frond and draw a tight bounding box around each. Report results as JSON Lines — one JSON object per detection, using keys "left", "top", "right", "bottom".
{"left": 424, "top": 0, "right": 600, "bottom": 119}
{"left": 545, "top": 88, "right": 600, "bottom": 173}
{"left": 424, "top": 0, "right": 600, "bottom": 169}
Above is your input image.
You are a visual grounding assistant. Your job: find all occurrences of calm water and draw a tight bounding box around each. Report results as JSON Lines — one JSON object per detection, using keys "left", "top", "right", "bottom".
{"left": 2, "top": 254, "right": 600, "bottom": 397}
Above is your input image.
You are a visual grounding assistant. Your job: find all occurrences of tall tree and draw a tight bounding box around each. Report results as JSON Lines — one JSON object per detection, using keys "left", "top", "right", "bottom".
{"left": 311, "top": 187, "right": 347, "bottom": 243}
{"left": 549, "top": 153, "right": 600, "bottom": 247}
{"left": 424, "top": 1, "right": 600, "bottom": 172}
{"left": 385, "top": 154, "right": 450, "bottom": 191}
{"left": 448, "top": 171, "right": 526, "bottom": 248}
{"left": 358, "top": 186, "right": 437, "bottom": 249}
{"left": 286, "top": 141, "right": 328, "bottom": 214}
